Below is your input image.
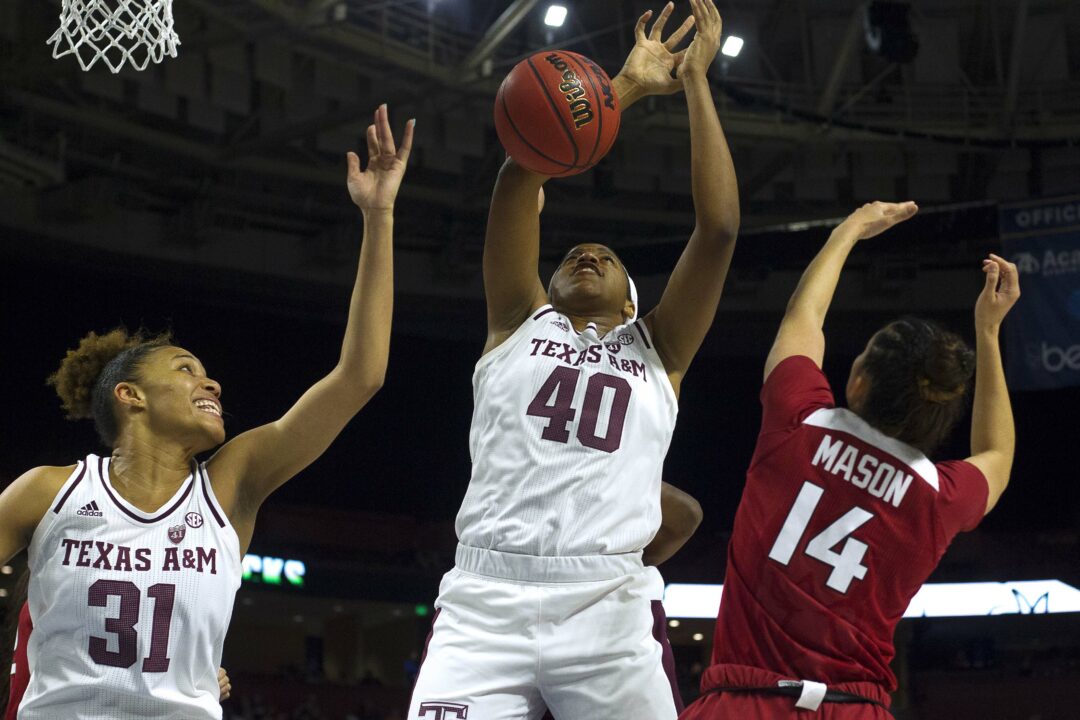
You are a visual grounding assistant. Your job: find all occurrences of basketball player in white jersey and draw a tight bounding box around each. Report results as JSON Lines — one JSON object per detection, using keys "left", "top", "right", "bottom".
{"left": 0, "top": 104, "right": 412, "bottom": 719}
{"left": 409, "top": 2, "right": 737, "bottom": 718}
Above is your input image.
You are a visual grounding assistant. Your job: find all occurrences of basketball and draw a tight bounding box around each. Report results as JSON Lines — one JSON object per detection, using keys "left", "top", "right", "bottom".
{"left": 494, "top": 50, "right": 621, "bottom": 177}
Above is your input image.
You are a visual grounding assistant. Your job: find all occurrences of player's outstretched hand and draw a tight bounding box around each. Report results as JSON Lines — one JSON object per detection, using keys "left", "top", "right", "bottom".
{"left": 835, "top": 201, "right": 918, "bottom": 241}
{"left": 975, "top": 254, "right": 1021, "bottom": 330}
{"left": 678, "top": 0, "right": 723, "bottom": 80}
{"left": 347, "top": 104, "right": 415, "bottom": 212}
{"left": 617, "top": 2, "right": 696, "bottom": 97}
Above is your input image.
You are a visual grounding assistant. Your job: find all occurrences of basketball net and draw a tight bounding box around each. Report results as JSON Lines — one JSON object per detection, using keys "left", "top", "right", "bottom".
{"left": 47, "top": 0, "right": 180, "bottom": 74}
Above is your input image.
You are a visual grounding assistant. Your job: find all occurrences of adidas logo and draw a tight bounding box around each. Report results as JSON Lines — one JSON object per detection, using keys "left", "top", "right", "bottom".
{"left": 76, "top": 501, "right": 103, "bottom": 517}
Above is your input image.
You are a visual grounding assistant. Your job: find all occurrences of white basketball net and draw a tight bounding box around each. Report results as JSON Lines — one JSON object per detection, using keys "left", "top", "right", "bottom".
{"left": 47, "top": 0, "right": 180, "bottom": 74}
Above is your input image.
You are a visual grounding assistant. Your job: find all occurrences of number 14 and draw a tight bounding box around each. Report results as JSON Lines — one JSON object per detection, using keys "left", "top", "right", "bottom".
{"left": 768, "top": 481, "right": 874, "bottom": 594}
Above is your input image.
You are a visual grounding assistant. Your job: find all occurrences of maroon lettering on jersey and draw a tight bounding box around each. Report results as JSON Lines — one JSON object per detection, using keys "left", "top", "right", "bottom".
{"left": 162, "top": 547, "right": 181, "bottom": 571}
{"left": 60, "top": 538, "right": 80, "bottom": 565}
{"left": 115, "top": 545, "right": 133, "bottom": 572}
{"left": 196, "top": 547, "right": 218, "bottom": 575}
{"left": 418, "top": 702, "right": 469, "bottom": 719}
{"left": 134, "top": 547, "right": 152, "bottom": 571}
{"left": 91, "top": 542, "right": 115, "bottom": 570}
{"left": 76, "top": 540, "right": 94, "bottom": 567}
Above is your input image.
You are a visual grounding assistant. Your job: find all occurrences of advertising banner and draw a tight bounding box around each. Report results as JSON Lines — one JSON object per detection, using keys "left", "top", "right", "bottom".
{"left": 999, "top": 196, "right": 1080, "bottom": 391}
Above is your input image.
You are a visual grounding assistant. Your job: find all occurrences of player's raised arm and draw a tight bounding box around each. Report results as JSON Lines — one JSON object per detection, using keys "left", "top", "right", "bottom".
{"left": 763, "top": 201, "right": 918, "bottom": 382}
{"left": 966, "top": 255, "right": 1020, "bottom": 513}
{"left": 482, "top": 160, "right": 550, "bottom": 354}
{"left": 642, "top": 0, "right": 739, "bottom": 394}
{"left": 643, "top": 481, "right": 703, "bottom": 566}
{"left": 208, "top": 104, "right": 411, "bottom": 536}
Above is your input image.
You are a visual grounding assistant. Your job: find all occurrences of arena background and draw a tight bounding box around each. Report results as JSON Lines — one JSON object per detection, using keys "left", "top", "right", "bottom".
{"left": 1, "top": 0, "right": 1078, "bottom": 718}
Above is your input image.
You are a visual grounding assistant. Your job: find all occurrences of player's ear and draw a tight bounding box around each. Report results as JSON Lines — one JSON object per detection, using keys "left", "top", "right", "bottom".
{"left": 114, "top": 382, "right": 145, "bottom": 410}
{"left": 622, "top": 298, "right": 636, "bottom": 323}
{"left": 846, "top": 367, "right": 870, "bottom": 411}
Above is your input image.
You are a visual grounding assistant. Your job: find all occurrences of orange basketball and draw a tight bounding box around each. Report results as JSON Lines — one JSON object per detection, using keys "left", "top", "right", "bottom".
{"left": 494, "top": 50, "right": 621, "bottom": 177}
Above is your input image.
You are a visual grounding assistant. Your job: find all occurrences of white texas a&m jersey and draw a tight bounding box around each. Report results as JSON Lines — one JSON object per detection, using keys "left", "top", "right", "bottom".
{"left": 457, "top": 305, "right": 678, "bottom": 559}
{"left": 21, "top": 454, "right": 241, "bottom": 719}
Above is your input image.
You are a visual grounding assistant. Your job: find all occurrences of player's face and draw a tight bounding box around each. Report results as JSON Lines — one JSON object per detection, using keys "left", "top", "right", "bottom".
{"left": 125, "top": 346, "right": 225, "bottom": 450}
{"left": 549, "top": 244, "right": 634, "bottom": 321}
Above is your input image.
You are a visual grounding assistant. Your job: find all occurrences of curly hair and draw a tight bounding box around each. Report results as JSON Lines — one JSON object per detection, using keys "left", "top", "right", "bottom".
{"left": 858, "top": 317, "right": 975, "bottom": 456}
{"left": 46, "top": 328, "right": 173, "bottom": 447}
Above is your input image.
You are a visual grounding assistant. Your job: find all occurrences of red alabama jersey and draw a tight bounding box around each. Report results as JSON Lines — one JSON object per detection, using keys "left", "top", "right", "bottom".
{"left": 5, "top": 601, "right": 32, "bottom": 720}
{"left": 707, "top": 356, "right": 988, "bottom": 691}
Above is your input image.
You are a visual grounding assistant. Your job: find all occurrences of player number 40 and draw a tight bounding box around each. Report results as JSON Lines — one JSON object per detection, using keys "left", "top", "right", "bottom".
{"left": 768, "top": 481, "right": 874, "bottom": 594}
{"left": 526, "top": 367, "right": 631, "bottom": 454}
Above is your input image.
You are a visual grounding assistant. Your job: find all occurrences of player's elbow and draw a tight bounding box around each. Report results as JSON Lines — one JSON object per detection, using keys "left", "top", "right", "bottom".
{"left": 694, "top": 216, "right": 739, "bottom": 247}
{"left": 358, "top": 370, "right": 387, "bottom": 401}
{"left": 336, "top": 365, "right": 387, "bottom": 408}
{"left": 682, "top": 496, "right": 704, "bottom": 536}
{"left": 667, "top": 492, "right": 704, "bottom": 538}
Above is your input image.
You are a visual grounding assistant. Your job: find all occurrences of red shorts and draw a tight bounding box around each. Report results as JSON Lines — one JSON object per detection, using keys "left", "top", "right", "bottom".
{"left": 679, "top": 664, "right": 892, "bottom": 720}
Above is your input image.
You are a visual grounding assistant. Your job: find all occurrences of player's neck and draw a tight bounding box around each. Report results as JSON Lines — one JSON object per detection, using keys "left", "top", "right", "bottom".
{"left": 565, "top": 311, "right": 628, "bottom": 336}
{"left": 108, "top": 435, "right": 195, "bottom": 510}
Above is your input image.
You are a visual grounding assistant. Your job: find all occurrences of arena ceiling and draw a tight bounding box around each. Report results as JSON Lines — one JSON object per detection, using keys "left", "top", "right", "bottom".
{"left": 1, "top": 0, "right": 1078, "bottom": 316}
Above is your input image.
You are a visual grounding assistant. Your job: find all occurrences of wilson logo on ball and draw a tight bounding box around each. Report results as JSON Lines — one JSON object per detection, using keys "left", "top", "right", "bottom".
{"left": 544, "top": 53, "right": 593, "bottom": 129}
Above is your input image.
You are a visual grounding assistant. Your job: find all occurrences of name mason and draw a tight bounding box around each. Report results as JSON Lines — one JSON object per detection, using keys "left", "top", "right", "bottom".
{"left": 811, "top": 434, "right": 915, "bottom": 508}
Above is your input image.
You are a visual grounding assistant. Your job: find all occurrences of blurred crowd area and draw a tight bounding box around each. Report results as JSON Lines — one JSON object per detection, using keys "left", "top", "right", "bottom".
{"left": 222, "top": 674, "right": 406, "bottom": 720}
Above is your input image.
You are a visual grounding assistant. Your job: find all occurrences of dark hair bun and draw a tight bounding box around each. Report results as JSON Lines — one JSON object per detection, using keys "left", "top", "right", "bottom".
{"left": 918, "top": 335, "right": 975, "bottom": 404}
{"left": 47, "top": 329, "right": 142, "bottom": 420}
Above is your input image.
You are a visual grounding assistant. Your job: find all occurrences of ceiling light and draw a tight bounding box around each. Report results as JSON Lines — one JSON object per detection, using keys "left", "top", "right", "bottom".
{"left": 544, "top": 5, "right": 567, "bottom": 27}
{"left": 692, "top": 632, "right": 704, "bottom": 641}
{"left": 668, "top": 619, "right": 680, "bottom": 628}
{"left": 721, "top": 36, "right": 744, "bottom": 58}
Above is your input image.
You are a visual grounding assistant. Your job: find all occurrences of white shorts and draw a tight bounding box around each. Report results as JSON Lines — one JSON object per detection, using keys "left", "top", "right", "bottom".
{"left": 408, "top": 548, "right": 681, "bottom": 720}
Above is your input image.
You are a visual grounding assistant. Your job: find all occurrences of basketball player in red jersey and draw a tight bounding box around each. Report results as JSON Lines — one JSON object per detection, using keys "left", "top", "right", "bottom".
{"left": 0, "top": 105, "right": 410, "bottom": 719}
{"left": 410, "top": 1, "right": 738, "bottom": 718}
{"left": 680, "top": 202, "right": 1020, "bottom": 718}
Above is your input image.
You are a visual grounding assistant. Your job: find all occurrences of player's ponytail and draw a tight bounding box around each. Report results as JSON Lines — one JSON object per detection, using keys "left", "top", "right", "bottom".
{"left": 47, "top": 328, "right": 173, "bottom": 447}
{"left": 858, "top": 317, "right": 975, "bottom": 455}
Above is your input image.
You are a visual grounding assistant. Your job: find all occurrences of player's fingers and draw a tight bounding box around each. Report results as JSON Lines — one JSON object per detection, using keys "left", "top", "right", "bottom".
{"left": 982, "top": 258, "right": 1000, "bottom": 293}
{"left": 397, "top": 118, "right": 416, "bottom": 163}
{"left": 346, "top": 151, "right": 361, "bottom": 177}
{"left": 377, "top": 104, "right": 396, "bottom": 156}
{"left": 366, "top": 124, "right": 380, "bottom": 160}
{"left": 650, "top": 2, "right": 674, "bottom": 41}
{"left": 707, "top": 0, "right": 722, "bottom": 25}
{"left": 995, "top": 256, "right": 1019, "bottom": 295}
{"left": 664, "top": 14, "right": 695, "bottom": 49}
{"left": 634, "top": 10, "right": 651, "bottom": 43}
